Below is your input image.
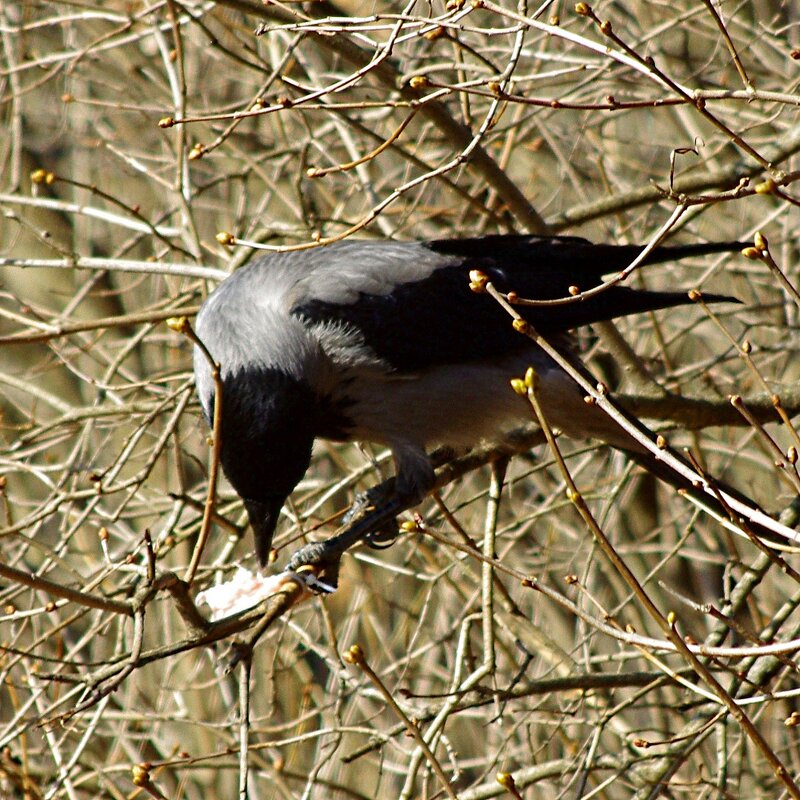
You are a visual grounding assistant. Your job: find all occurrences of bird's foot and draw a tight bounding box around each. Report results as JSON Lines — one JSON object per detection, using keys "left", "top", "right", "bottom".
{"left": 343, "top": 484, "right": 394, "bottom": 523}
{"left": 284, "top": 472, "right": 431, "bottom": 592}
{"left": 344, "top": 486, "right": 401, "bottom": 549}
{"left": 285, "top": 490, "right": 413, "bottom": 591}
{"left": 286, "top": 542, "right": 342, "bottom": 592}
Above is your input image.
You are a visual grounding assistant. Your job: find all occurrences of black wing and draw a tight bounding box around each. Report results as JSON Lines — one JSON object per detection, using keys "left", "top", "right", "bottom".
{"left": 291, "top": 235, "right": 741, "bottom": 372}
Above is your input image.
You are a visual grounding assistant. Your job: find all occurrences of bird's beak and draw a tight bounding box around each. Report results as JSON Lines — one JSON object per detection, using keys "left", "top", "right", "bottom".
{"left": 244, "top": 496, "right": 285, "bottom": 567}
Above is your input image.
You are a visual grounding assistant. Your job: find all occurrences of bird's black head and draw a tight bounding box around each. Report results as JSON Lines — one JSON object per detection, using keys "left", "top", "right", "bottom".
{"left": 202, "top": 365, "right": 319, "bottom": 566}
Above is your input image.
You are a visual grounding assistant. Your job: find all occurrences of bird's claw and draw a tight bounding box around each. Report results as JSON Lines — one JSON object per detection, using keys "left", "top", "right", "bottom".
{"left": 286, "top": 542, "right": 342, "bottom": 592}
{"left": 364, "top": 519, "right": 400, "bottom": 548}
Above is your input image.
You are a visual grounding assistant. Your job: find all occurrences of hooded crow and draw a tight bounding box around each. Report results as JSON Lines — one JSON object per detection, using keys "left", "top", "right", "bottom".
{"left": 193, "top": 234, "right": 743, "bottom": 566}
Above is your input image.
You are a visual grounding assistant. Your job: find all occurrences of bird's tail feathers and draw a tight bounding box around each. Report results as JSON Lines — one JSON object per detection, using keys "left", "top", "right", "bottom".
{"left": 638, "top": 240, "right": 749, "bottom": 266}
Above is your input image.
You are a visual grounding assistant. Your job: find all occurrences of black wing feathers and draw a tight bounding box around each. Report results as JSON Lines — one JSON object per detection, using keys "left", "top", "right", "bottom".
{"left": 292, "top": 236, "right": 741, "bottom": 373}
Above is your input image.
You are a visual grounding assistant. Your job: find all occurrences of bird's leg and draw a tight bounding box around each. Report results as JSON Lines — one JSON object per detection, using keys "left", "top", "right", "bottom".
{"left": 342, "top": 480, "right": 394, "bottom": 526}
{"left": 337, "top": 479, "right": 401, "bottom": 548}
{"left": 286, "top": 481, "right": 434, "bottom": 589}
{"left": 344, "top": 446, "right": 435, "bottom": 548}
{"left": 354, "top": 482, "right": 403, "bottom": 549}
{"left": 286, "top": 447, "right": 435, "bottom": 588}
{"left": 286, "top": 493, "right": 409, "bottom": 589}
{"left": 366, "top": 455, "right": 438, "bottom": 548}
{"left": 281, "top": 494, "right": 385, "bottom": 591}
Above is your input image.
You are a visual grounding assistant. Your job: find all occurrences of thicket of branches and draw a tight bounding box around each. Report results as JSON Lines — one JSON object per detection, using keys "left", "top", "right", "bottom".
{"left": 2, "top": 1, "right": 800, "bottom": 798}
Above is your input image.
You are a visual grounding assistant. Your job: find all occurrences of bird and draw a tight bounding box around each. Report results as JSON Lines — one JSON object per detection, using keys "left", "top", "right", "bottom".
{"left": 193, "top": 234, "right": 746, "bottom": 568}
